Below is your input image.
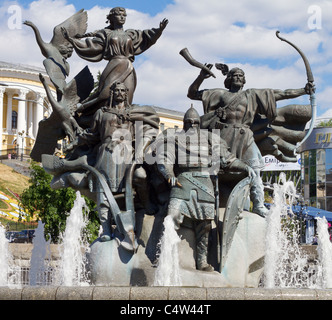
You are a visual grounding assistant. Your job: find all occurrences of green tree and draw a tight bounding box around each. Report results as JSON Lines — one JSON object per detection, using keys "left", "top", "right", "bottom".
{"left": 317, "top": 118, "right": 332, "bottom": 127}
{"left": 19, "top": 161, "right": 99, "bottom": 243}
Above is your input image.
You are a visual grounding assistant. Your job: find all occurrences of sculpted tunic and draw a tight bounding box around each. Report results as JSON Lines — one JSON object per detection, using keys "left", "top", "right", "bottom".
{"left": 200, "top": 88, "right": 277, "bottom": 169}
{"left": 157, "top": 129, "right": 238, "bottom": 222}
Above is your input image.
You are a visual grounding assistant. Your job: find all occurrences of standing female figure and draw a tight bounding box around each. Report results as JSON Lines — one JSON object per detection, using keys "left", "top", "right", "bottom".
{"left": 63, "top": 7, "right": 168, "bottom": 113}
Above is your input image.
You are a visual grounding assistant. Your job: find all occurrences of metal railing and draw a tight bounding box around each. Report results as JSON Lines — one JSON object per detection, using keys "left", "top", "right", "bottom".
{"left": 7, "top": 267, "right": 55, "bottom": 286}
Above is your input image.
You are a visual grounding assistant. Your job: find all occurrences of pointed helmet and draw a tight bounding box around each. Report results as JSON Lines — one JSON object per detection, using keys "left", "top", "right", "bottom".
{"left": 183, "top": 105, "right": 200, "bottom": 125}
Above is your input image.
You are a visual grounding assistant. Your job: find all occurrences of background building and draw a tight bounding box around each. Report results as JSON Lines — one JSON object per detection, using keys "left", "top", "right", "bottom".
{"left": 152, "top": 106, "right": 184, "bottom": 131}
{"left": 0, "top": 61, "right": 184, "bottom": 160}
{"left": 299, "top": 127, "right": 332, "bottom": 211}
{"left": 0, "top": 61, "right": 53, "bottom": 159}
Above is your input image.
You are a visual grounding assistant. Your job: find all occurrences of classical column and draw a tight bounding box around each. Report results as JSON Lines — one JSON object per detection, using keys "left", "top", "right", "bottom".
{"left": 28, "top": 100, "right": 33, "bottom": 138}
{"left": 33, "top": 94, "right": 45, "bottom": 138}
{"left": 33, "top": 102, "right": 37, "bottom": 138}
{"left": 0, "top": 88, "right": 5, "bottom": 151}
{"left": 17, "top": 89, "right": 28, "bottom": 134}
{"left": 6, "top": 92, "right": 13, "bottom": 133}
{"left": 36, "top": 94, "right": 45, "bottom": 123}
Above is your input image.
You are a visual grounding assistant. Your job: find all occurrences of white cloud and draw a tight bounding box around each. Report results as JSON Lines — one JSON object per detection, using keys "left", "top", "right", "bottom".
{"left": 0, "top": 0, "right": 331, "bottom": 115}
{"left": 317, "top": 86, "right": 332, "bottom": 111}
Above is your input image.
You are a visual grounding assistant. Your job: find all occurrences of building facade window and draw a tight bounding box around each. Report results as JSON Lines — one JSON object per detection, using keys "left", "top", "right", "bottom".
{"left": 12, "top": 111, "right": 17, "bottom": 129}
{"left": 302, "top": 145, "right": 332, "bottom": 211}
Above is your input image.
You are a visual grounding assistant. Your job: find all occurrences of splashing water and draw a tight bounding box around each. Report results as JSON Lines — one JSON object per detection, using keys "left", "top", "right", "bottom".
{"left": 29, "top": 221, "right": 51, "bottom": 286}
{"left": 316, "top": 217, "right": 332, "bottom": 288}
{"left": 54, "top": 191, "right": 90, "bottom": 286}
{"left": 154, "top": 215, "right": 182, "bottom": 286}
{"left": 1, "top": 192, "right": 91, "bottom": 287}
{"left": 263, "top": 173, "right": 332, "bottom": 289}
{"left": 0, "top": 224, "right": 10, "bottom": 286}
{"left": 0, "top": 223, "right": 21, "bottom": 287}
{"left": 264, "top": 173, "right": 314, "bottom": 288}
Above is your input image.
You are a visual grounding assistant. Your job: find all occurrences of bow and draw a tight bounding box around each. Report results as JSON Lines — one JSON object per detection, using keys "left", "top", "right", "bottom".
{"left": 276, "top": 31, "right": 316, "bottom": 154}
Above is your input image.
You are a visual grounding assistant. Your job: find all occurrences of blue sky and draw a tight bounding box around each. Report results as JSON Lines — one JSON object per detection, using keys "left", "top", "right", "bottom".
{"left": 1, "top": 0, "right": 332, "bottom": 121}
{"left": 16, "top": 0, "right": 173, "bottom": 15}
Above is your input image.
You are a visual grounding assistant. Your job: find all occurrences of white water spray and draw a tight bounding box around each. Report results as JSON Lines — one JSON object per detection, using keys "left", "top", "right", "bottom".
{"left": 263, "top": 173, "right": 332, "bottom": 289}
{"left": 0, "top": 223, "right": 21, "bottom": 287}
{"left": 154, "top": 215, "right": 182, "bottom": 286}
{"left": 316, "top": 217, "right": 332, "bottom": 288}
{"left": 264, "top": 173, "right": 313, "bottom": 288}
{"left": 55, "top": 191, "right": 90, "bottom": 286}
{"left": 29, "top": 220, "right": 51, "bottom": 286}
{"left": 0, "top": 224, "right": 10, "bottom": 286}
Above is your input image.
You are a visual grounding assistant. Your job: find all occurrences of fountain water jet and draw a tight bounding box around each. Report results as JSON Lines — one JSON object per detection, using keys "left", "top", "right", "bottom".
{"left": 264, "top": 173, "right": 303, "bottom": 288}
{"left": 264, "top": 173, "right": 315, "bottom": 288}
{"left": 29, "top": 220, "right": 51, "bottom": 286}
{"left": 154, "top": 215, "right": 182, "bottom": 286}
{"left": 263, "top": 173, "right": 332, "bottom": 289}
{"left": 316, "top": 217, "right": 332, "bottom": 288}
{"left": 0, "top": 223, "right": 22, "bottom": 287}
{"left": 54, "top": 191, "right": 90, "bottom": 286}
{"left": 0, "top": 224, "right": 10, "bottom": 286}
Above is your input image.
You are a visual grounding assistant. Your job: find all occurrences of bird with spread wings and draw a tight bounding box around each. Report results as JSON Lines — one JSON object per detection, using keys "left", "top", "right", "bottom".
{"left": 24, "top": 9, "right": 88, "bottom": 99}
{"left": 26, "top": 10, "right": 94, "bottom": 162}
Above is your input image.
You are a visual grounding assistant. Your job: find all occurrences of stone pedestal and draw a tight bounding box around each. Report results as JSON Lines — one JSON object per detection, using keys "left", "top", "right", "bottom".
{"left": 88, "top": 210, "right": 266, "bottom": 287}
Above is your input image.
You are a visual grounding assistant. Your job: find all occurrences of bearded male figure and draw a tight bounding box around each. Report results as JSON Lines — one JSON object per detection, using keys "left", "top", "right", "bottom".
{"left": 187, "top": 65, "right": 313, "bottom": 216}
{"left": 43, "top": 81, "right": 159, "bottom": 251}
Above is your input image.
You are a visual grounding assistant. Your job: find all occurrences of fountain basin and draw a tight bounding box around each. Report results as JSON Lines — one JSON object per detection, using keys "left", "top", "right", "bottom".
{"left": 0, "top": 286, "right": 332, "bottom": 300}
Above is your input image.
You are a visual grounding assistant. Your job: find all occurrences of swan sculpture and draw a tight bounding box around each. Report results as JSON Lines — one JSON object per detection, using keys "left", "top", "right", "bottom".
{"left": 24, "top": 9, "right": 88, "bottom": 98}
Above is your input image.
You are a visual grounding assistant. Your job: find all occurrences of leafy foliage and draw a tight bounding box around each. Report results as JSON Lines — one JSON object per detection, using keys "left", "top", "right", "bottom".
{"left": 19, "top": 161, "right": 99, "bottom": 243}
{"left": 317, "top": 119, "right": 332, "bottom": 127}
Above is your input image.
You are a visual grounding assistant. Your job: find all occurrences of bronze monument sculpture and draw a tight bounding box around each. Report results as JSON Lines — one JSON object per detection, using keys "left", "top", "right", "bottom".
{"left": 62, "top": 7, "right": 168, "bottom": 115}
{"left": 187, "top": 63, "right": 313, "bottom": 217}
{"left": 24, "top": 9, "right": 88, "bottom": 100}
{"left": 156, "top": 105, "right": 256, "bottom": 271}
{"left": 26, "top": 7, "right": 313, "bottom": 286}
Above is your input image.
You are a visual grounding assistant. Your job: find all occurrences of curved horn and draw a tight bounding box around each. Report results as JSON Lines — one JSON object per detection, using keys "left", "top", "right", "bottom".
{"left": 179, "top": 48, "right": 216, "bottom": 78}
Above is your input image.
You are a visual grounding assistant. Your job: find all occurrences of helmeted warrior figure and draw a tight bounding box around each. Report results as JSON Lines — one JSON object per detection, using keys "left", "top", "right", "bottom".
{"left": 156, "top": 106, "right": 255, "bottom": 271}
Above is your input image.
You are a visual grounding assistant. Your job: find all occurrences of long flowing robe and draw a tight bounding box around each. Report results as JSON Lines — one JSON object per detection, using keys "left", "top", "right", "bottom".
{"left": 70, "top": 27, "right": 164, "bottom": 108}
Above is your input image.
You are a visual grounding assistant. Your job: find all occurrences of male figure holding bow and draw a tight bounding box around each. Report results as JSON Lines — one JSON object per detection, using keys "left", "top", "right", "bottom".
{"left": 187, "top": 65, "right": 313, "bottom": 217}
